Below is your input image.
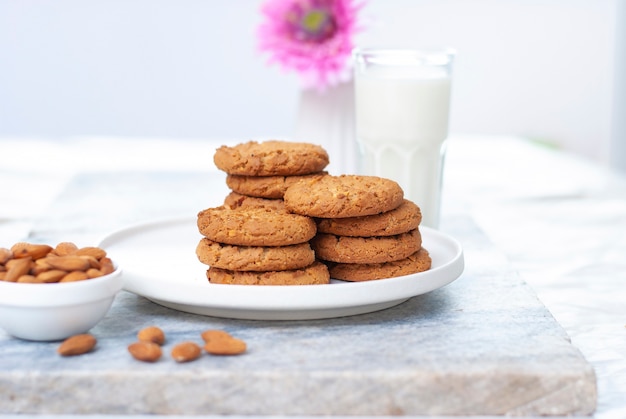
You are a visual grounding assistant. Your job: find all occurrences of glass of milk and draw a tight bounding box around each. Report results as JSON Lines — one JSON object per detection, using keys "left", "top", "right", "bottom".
{"left": 353, "top": 48, "right": 455, "bottom": 228}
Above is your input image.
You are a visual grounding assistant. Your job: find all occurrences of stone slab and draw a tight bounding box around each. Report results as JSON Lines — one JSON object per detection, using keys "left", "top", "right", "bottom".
{"left": 0, "top": 172, "right": 597, "bottom": 416}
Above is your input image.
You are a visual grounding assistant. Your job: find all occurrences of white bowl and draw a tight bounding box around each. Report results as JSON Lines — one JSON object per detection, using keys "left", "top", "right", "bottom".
{"left": 0, "top": 267, "right": 123, "bottom": 341}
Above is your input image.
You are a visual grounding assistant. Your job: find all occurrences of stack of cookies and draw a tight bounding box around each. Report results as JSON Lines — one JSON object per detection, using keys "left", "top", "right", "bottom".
{"left": 195, "top": 140, "right": 332, "bottom": 285}
{"left": 196, "top": 206, "right": 330, "bottom": 285}
{"left": 214, "top": 140, "right": 329, "bottom": 211}
{"left": 197, "top": 139, "right": 431, "bottom": 285}
{"left": 284, "top": 174, "right": 432, "bottom": 281}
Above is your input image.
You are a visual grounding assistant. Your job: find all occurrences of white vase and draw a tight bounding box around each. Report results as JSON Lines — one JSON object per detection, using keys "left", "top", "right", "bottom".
{"left": 294, "top": 80, "right": 359, "bottom": 175}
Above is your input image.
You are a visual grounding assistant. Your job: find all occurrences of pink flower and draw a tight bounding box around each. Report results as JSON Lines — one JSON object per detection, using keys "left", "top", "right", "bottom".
{"left": 258, "top": 0, "right": 363, "bottom": 90}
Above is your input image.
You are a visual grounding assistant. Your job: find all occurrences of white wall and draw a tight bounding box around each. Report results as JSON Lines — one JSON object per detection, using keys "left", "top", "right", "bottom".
{"left": 611, "top": 0, "right": 626, "bottom": 172}
{"left": 0, "top": 0, "right": 298, "bottom": 139}
{"left": 0, "top": 0, "right": 620, "bottom": 165}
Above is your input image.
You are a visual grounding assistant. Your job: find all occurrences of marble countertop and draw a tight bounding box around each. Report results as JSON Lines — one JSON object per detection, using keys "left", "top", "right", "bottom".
{"left": 0, "top": 135, "right": 625, "bottom": 418}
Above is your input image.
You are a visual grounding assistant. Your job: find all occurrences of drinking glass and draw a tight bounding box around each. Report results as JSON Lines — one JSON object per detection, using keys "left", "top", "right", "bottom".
{"left": 353, "top": 48, "right": 455, "bottom": 228}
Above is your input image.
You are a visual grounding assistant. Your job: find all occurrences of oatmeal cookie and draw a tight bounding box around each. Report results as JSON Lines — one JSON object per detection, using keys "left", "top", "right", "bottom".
{"left": 311, "top": 229, "right": 422, "bottom": 264}
{"left": 327, "top": 248, "right": 432, "bottom": 281}
{"left": 214, "top": 140, "right": 329, "bottom": 176}
{"left": 196, "top": 238, "right": 315, "bottom": 272}
{"left": 316, "top": 199, "right": 421, "bottom": 237}
{"left": 226, "top": 172, "right": 327, "bottom": 199}
{"left": 207, "top": 261, "right": 330, "bottom": 285}
{"left": 284, "top": 174, "right": 404, "bottom": 218}
{"left": 197, "top": 206, "right": 316, "bottom": 246}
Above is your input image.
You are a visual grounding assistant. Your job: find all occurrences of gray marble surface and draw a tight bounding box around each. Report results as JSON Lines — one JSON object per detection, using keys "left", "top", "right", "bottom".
{"left": 0, "top": 170, "right": 596, "bottom": 416}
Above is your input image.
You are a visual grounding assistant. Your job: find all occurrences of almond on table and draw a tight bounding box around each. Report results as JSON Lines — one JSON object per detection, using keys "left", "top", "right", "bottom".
{"left": 201, "top": 329, "right": 234, "bottom": 343}
{"left": 137, "top": 326, "right": 166, "bottom": 345}
{"left": 128, "top": 341, "right": 162, "bottom": 363}
{"left": 171, "top": 342, "right": 202, "bottom": 363}
{"left": 58, "top": 334, "right": 97, "bottom": 356}
{"left": 201, "top": 329, "right": 247, "bottom": 356}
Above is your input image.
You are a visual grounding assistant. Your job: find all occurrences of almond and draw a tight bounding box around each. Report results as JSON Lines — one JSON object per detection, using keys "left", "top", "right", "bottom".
{"left": 0, "top": 247, "right": 12, "bottom": 264}
{"left": 171, "top": 342, "right": 202, "bottom": 363}
{"left": 53, "top": 242, "right": 79, "bottom": 256}
{"left": 11, "top": 243, "right": 53, "bottom": 260}
{"left": 78, "top": 255, "right": 101, "bottom": 269}
{"left": 5, "top": 256, "right": 32, "bottom": 270}
{"left": 137, "top": 326, "right": 166, "bottom": 345}
{"left": 60, "top": 271, "right": 89, "bottom": 282}
{"left": 46, "top": 255, "right": 91, "bottom": 272}
{"left": 128, "top": 341, "right": 162, "bottom": 362}
{"left": 200, "top": 329, "right": 233, "bottom": 343}
{"left": 58, "top": 334, "right": 97, "bottom": 356}
{"left": 36, "top": 269, "right": 67, "bottom": 283}
{"left": 204, "top": 337, "right": 247, "bottom": 356}
{"left": 99, "top": 257, "right": 115, "bottom": 275}
{"left": 17, "top": 275, "right": 38, "bottom": 283}
{"left": 1, "top": 242, "right": 113, "bottom": 285}
{"left": 32, "top": 258, "right": 53, "bottom": 274}
{"left": 202, "top": 330, "right": 247, "bottom": 356}
{"left": 86, "top": 268, "right": 104, "bottom": 279}
{"left": 75, "top": 246, "right": 107, "bottom": 260}
{"left": 4, "top": 257, "right": 32, "bottom": 282}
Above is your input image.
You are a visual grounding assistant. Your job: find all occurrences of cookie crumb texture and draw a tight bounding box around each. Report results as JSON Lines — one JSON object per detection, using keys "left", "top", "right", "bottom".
{"left": 312, "top": 229, "right": 422, "bottom": 264}
{"left": 223, "top": 192, "right": 285, "bottom": 212}
{"left": 284, "top": 175, "right": 404, "bottom": 218}
{"left": 196, "top": 238, "right": 315, "bottom": 272}
{"left": 328, "top": 248, "right": 432, "bottom": 281}
{"left": 207, "top": 261, "right": 330, "bottom": 285}
{"left": 214, "top": 140, "right": 329, "bottom": 176}
{"left": 226, "top": 172, "right": 327, "bottom": 199}
{"left": 316, "top": 199, "right": 421, "bottom": 237}
{"left": 197, "top": 206, "right": 317, "bottom": 246}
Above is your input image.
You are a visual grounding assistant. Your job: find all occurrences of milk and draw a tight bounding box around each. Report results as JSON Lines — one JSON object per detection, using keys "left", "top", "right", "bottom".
{"left": 354, "top": 53, "right": 453, "bottom": 228}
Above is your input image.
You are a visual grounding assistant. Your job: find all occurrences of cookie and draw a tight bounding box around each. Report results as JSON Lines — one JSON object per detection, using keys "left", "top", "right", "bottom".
{"left": 311, "top": 229, "right": 422, "bottom": 264}
{"left": 196, "top": 238, "right": 315, "bottom": 272}
{"left": 197, "top": 206, "right": 316, "bottom": 246}
{"left": 316, "top": 199, "right": 421, "bottom": 237}
{"left": 214, "top": 140, "right": 329, "bottom": 176}
{"left": 327, "top": 248, "right": 432, "bottom": 281}
{"left": 223, "top": 192, "right": 285, "bottom": 212}
{"left": 226, "top": 172, "right": 327, "bottom": 199}
{"left": 284, "top": 174, "right": 404, "bottom": 218}
{"left": 207, "top": 261, "right": 330, "bottom": 285}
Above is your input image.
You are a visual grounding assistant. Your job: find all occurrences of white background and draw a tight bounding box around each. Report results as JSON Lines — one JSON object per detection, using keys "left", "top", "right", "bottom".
{"left": 0, "top": 0, "right": 623, "bottom": 168}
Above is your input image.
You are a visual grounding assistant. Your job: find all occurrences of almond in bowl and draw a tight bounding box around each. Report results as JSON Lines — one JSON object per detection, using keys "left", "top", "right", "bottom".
{"left": 0, "top": 242, "right": 123, "bottom": 341}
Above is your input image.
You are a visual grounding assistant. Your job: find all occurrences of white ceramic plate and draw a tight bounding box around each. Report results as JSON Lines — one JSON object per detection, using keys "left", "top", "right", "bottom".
{"left": 99, "top": 217, "right": 464, "bottom": 320}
